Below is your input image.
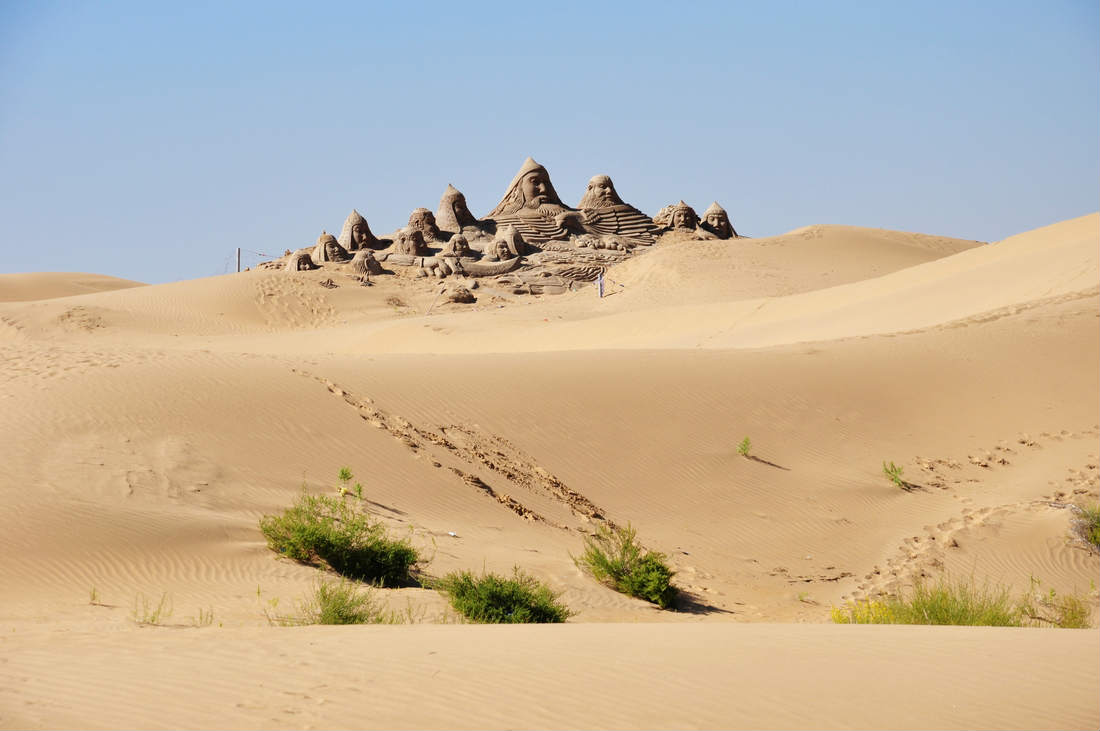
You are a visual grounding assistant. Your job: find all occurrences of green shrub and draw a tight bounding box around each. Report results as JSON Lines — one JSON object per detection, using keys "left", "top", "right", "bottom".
{"left": 301, "top": 579, "right": 397, "bottom": 625}
{"left": 832, "top": 576, "right": 1092, "bottom": 628}
{"left": 882, "top": 461, "right": 906, "bottom": 489}
{"left": 574, "top": 524, "right": 677, "bottom": 609}
{"left": 1073, "top": 502, "right": 1100, "bottom": 549}
{"left": 259, "top": 492, "right": 419, "bottom": 585}
{"left": 737, "top": 437, "right": 752, "bottom": 457}
{"left": 435, "top": 569, "right": 572, "bottom": 623}
{"left": 267, "top": 579, "right": 400, "bottom": 626}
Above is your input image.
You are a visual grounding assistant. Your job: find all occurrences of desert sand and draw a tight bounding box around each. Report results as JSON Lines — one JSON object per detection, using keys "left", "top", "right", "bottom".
{"left": 0, "top": 214, "right": 1097, "bottom": 730}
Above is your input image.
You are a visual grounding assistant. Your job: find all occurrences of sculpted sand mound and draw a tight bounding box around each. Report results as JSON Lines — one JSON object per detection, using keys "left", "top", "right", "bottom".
{"left": 0, "top": 272, "right": 146, "bottom": 302}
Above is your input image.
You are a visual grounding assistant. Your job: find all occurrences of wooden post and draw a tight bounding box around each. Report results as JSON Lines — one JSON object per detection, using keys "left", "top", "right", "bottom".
{"left": 236, "top": 247, "right": 241, "bottom": 273}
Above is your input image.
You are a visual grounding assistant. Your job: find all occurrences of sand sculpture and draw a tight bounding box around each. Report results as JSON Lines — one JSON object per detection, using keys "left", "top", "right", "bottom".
{"left": 393, "top": 228, "right": 430, "bottom": 257}
{"left": 313, "top": 232, "right": 350, "bottom": 263}
{"left": 408, "top": 208, "right": 442, "bottom": 242}
{"left": 666, "top": 201, "right": 700, "bottom": 232}
{"left": 485, "top": 158, "right": 584, "bottom": 244}
{"left": 700, "top": 202, "right": 737, "bottom": 239}
{"left": 338, "top": 210, "right": 380, "bottom": 251}
{"left": 440, "top": 234, "right": 476, "bottom": 259}
{"left": 285, "top": 251, "right": 319, "bottom": 271}
{"left": 652, "top": 201, "right": 716, "bottom": 240}
{"left": 277, "top": 157, "right": 739, "bottom": 296}
{"left": 445, "top": 285, "right": 476, "bottom": 304}
{"left": 350, "top": 249, "right": 384, "bottom": 276}
{"left": 436, "top": 184, "right": 481, "bottom": 235}
{"left": 484, "top": 226, "right": 526, "bottom": 261}
{"left": 577, "top": 175, "right": 658, "bottom": 246}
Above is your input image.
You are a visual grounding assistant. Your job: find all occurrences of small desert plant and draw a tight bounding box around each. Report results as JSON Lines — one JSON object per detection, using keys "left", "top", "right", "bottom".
{"left": 574, "top": 523, "right": 677, "bottom": 609}
{"left": 1017, "top": 577, "right": 1093, "bottom": 629}
{"left": 336, "top": 466, "right": 364, "bottom": 500}
{"left": 297, "top": 579, "right": 400, "bottom": 625}
{"left": 435, "top": 569, "right": 572, "bottom": 623}
{"left": 193, "top": 607, "right": 216, "bottom": 627}
{"left": 832, "top": 576, "right": 1092, "bottom": 628}
{"left": 259, "top": 492, "right": 419, "bottom": 585}
{"left": 737, "top": 437, "right": 752, "bottom": 457}
{"left": 131, "top": 592, "right": 173, "bottom": 626}
{"left": 1072, "top": 502, "right": 1100, "bottom": 549}
{"left": 89, "top": 586, "right": 99, "bottom": 604}
{"left": 882, "top": 460, "right": 906, "bottom": 489}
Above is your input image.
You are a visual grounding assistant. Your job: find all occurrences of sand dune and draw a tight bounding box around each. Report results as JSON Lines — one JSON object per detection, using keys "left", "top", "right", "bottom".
{"left": 0, "top": 215, "right": 1096, "bottom": 729}
{"left": 0, "top": 272, "right": 145, "bottom": 302}
{"left": 3, "top": 624, "right": 1095, "bottom": 730}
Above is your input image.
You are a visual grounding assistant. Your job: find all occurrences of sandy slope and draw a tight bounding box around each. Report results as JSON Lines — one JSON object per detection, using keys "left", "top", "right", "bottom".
{"left": 0, "top": 272, "right": 145, "bottom": 302}
{"left": 3, "top": 624, "right": 1096, "bottom": 730}
{"left": 0, "top": 217, "right": 1096, "bottom": 729}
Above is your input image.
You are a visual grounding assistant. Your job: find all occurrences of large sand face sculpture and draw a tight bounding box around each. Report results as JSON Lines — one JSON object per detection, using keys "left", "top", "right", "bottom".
{"left": 277, "top": 157, "right": 739, "bottom": 296}
{"left": 577, "top": 174, "right": 659, "bottom": 246}
{"left": 393, "top": 227, "right": 430, "bottom": 257}
{"left": 701, "top": 202, "right": 737, "bottom": 240}
{"left": 436, "top": 184, "right": 480, "bottom": 235}
{"left": 408, "top": 208, "right": 442, "bottom": 243}
{"left": 338, "top": 210, "right": 380, "bottom": 251}
{"left": 485, "top": 157, "right": 583, "bottom": 244}
{"left": 313, "top": 232, "right": 350, "bottom": 263}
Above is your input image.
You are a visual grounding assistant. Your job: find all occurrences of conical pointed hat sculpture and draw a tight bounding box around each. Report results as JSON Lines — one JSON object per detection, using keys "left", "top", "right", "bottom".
{"left": 337, "top": 209, "right": 379, "bottom": 251}
{"left": 703, "top": 201, "right": 725, "bottom": 217}
{"left": 487, "top": 157, "right": 569, "bottom": 218}
{"left": 436, "top": 184, "right": 480, "bottom": 232}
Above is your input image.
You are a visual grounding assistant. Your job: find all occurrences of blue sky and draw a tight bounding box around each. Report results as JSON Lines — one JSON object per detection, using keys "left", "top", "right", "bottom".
{"left": 1, "top": 1, "right": 1097, "bottom": 283}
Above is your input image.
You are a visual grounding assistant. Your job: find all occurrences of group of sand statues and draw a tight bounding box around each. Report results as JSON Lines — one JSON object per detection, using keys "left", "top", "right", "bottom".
{"left": 284, "top": 157, "right": 739, "bottom": 293}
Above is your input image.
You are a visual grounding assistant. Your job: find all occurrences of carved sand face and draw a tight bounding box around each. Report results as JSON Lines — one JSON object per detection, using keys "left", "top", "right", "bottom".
{"left": 452, "top": 195, "right": 472, "bottom": 221}
{"left": 520, "top": 171, "right": 552, "bottom": 206}
{"left": 705, "top": 211, "right": 729, "bottom": 232}
{"left": 295, "top": 254, "right": 313, "bottom": 270}
{"left": 351, "top": 223, "right": 368, "bottom": 246}
{"left": 587, "top": 176, "right": 615, "bottom": 204}
{"left": 326, "top": 241, "right": 344, "bottom": 259}
{"left": 451, "top": 237, "right": 470, "bottom": 256}
{"left": 410, "top": 209, "right": 437, "bottom": 232}
{"left": 672, "top": 208, "right": 697, "bottom": 229}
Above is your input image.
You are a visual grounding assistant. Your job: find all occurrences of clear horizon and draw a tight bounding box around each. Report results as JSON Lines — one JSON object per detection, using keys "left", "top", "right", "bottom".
{"left": 1, "top": 1, "right": 1097, "bottom": 283}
